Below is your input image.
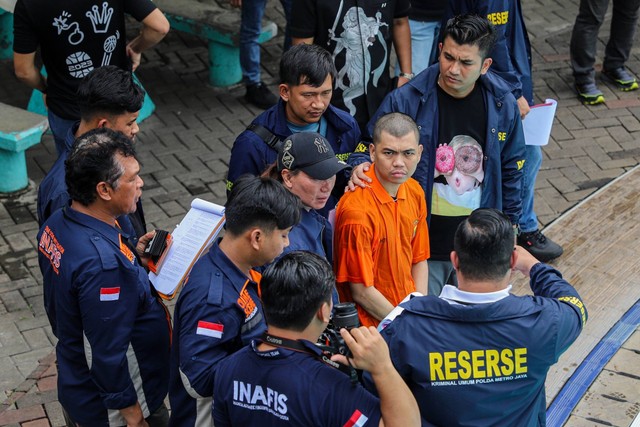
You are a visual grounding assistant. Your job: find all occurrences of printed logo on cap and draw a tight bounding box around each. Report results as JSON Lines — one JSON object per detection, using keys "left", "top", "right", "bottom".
{"left": 314, "top": 137, "right": 329, "bottom": 153}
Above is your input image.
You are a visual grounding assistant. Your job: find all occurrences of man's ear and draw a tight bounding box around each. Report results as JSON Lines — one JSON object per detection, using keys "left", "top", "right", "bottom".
{"left": 97, "top": 118, "right": 110, "bottom": 128}
{"left": 480, "top": 57, "right": 493, "bottom": 75}
{"left": 249, "top": 227, "right": 263, "bottom": 251}
{"left": 95, "top": 181, "right": 112, "bottom": 202}
{"left": 369, "top": 143, "right": 376, "bottom": 162}
{"left": 279, "top": 84, "right": 290, "bottom": 102}
{"left": 317, "top": 301, "right": 332, "bottom": 324}
{"left": 450, "top": 251, "right": 459, "bottom": 270}
{"left": 510, "top": 247, "right": 518, "bottom": 270}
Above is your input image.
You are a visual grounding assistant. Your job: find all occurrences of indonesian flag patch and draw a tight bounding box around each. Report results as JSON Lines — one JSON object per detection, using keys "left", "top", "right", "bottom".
{"left": 100, "top": 287, "right": 120, "bottom": 301}
{"left": 344, "top": 410, "right": 369, "bottom": 427}
{"left": 196, "top": 320, "right": 224, "bottom": 339}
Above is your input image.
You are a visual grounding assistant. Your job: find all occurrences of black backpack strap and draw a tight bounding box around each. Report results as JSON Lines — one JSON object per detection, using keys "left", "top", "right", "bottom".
{"left": 247, "top": 123, "right": 284, "bottom": 152}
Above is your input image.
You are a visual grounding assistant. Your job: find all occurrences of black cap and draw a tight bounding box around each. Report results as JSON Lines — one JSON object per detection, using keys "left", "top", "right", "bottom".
{"left": 277, "top": 132, "right": 351, "bottom": 180}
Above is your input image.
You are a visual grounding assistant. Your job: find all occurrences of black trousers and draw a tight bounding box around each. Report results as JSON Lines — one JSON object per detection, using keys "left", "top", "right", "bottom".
{"left": 570, "top": 0, "right": 640, "bottom": 82}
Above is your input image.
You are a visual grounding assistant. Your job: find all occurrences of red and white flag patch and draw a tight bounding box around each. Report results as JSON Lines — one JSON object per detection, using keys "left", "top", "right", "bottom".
{"left": 100, "top": 287, "right": 120, "bottom": 301}
{"left": 344, "top": 410, "right": 369, "bottom": 427}
{"left": 196, "top": 321, "right": 224, "bottom": 339}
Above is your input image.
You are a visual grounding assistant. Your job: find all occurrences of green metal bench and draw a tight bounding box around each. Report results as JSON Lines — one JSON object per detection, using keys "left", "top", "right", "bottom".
{"left": 0, "top": 102, "right": 48, "bottom": 193}
{"left": 153, "top": 0, "right": 278, "bottom": 86}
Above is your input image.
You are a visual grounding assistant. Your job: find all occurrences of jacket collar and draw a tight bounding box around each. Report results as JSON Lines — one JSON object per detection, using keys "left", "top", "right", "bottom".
{"left": 62, "top": 206, "right": 124, "bottom": 248}
{"left": 407, "top": 65, "right": 512, "bottom": 103}
{"left": 271, "top": 98, "right": 354, "bottom": 137}
{"left": 207, "top": 242, "right": 259, "bottom": 294}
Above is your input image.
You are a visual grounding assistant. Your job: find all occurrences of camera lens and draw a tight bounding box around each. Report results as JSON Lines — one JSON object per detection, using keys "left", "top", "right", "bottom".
{"left": 332, "top": 302, "right": 360, "bottom": 330}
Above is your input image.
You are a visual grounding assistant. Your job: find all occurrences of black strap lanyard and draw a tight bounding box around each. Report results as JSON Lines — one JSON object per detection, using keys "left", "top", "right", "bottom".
{"left": 261, "top": 333, "right": 358, "bottom": 383}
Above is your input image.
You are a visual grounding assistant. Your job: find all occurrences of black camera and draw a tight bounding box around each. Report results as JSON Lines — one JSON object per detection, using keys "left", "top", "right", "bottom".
{"left": 318, "top": 302, "right": 360, "bottom": 357}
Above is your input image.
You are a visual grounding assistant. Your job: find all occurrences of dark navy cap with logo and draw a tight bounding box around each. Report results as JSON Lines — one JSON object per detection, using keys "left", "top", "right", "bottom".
{"left": 277, "top": 132, "right": 351, "bottom": 180}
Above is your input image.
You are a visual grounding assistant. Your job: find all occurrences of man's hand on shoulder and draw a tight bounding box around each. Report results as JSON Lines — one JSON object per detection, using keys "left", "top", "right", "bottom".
{"left": 345, "top": 162, "right": 372, "bottom": 192}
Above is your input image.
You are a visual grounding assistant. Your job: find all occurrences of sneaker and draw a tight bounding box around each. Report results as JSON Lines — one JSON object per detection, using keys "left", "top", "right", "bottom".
{"left": 517, "top": 230, "right": 564, "bottom": 263}
{"left": 602, "top": 67, "right": 639, "bottom": 91}
{"left": 575, "top": 81, "right": 605, "bottom": 105}
{"left": 245, "top": 82, "right": 279, "bottom": 109}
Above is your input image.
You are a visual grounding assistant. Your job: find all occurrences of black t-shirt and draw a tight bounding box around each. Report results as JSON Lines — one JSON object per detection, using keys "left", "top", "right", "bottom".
{"left": 13, "top": 0, "right": 156, "bottom": 119}
{"left": 290, "top": 0, "right": 411, "bottom": 131}
{"left": 430, "top": 82, "right": 487, "bottom": 260}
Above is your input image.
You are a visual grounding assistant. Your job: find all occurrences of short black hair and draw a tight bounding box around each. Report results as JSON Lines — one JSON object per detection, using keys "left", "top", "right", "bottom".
{"left": 373, "top": 113, "right": 419, "bottom": 145}
{"left": 279, "top": 43, "right": 337, "bottom": 87}
{"left": 66, "top": 128, "right": 137, "bottom": 206}
{"left": 261, "top": 251, "right": 334, "bottom": 331}
{"left": 225, "top": 175, "right": 301, "bottom": 235}
{"left": 442, "top": 14, "right": 497, "bottom": 59}
{"left": 77, "top": 65, "right": 145, "bottom": 122}
{"left": 454, "top": 208, "right": 515, "bottom": 281}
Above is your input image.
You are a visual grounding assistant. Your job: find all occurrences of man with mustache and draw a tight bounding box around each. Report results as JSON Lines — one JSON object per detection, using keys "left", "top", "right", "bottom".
{"left": 334, "top": 112, "right": 430, "bottom": 328}
{"left": 37, "top": 128, "right": 171, "bottom": 426}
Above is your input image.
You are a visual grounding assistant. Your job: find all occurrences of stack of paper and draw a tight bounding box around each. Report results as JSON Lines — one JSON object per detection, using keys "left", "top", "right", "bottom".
{"left": 523, "top": 98, "right": 558, "bottom": 146}
{"left": 149, "top": 198, "right": 225, "bottom": 299}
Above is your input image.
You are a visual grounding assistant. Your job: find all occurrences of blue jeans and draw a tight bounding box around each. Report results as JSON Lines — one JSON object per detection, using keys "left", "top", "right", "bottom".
{"left": 395, "top": 20, "right": 440, "bottom": 77}
{"left": 240, "top": 0, "right": 291, "bottom": 85}
{"left": 48, "top": 110, "right": 76, "bottom": 156}
{"left": 519, "top": 144, "right": 543, "bottom": 233}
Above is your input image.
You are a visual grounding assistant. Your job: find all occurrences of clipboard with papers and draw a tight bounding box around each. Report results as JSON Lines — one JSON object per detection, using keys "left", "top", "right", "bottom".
{"left": 149, "top": 198, "right": 225, "bottom": 300}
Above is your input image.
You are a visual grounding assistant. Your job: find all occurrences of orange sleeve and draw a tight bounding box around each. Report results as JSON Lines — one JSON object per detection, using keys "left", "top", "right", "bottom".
{"left": 411, "top": 185, "right": 430, "bottom": 264}
{"left": 333, "top": 206, "right": 376, "bottom": 288}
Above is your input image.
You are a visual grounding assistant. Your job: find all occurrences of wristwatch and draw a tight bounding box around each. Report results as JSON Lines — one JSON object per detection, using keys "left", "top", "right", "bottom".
{"left": 399, "top": 72, "right": 415, "bottom": 80}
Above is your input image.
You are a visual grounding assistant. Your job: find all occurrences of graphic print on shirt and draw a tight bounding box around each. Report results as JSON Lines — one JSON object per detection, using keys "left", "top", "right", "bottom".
{"left": 328, "top": 2, "right": 389, "bottom": 116}
{"left": 232, "top": 380, "right": 289, "bottom": 420}
{"left": 66, "top": 51, "right": 94, "bottom": 78}
{"left": 52, "top": 11, "right": 85, "bottom": 45}
{"left": 432, "top": 135, "right": 485, "bottom": 216}
{"left": 85, "top": 2, "right": 114, "bottom": 34}
{"left": 101, "top": 30, "right": 120, "bottom": 66}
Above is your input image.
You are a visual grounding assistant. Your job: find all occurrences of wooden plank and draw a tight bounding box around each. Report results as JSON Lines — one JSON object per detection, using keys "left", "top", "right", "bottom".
{"left": 510, "top": 165, "right": 640, "bottom": 405}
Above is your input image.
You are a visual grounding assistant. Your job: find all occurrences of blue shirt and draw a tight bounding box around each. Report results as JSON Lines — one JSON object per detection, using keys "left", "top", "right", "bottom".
{"left": 37, "top": 207, "right": 171, "bottom": 426}
{"left": 366, "top": 263, "right": 587, "bottom": 426}
{"left": 169, "top": 242, "right": 267, "bottom": 427}
{"left": 213, "top": 340, "right": 382, "bottom": 427}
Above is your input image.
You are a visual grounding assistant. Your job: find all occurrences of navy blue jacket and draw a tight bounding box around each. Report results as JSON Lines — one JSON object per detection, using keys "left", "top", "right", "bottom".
{"left": 368, "top": 263, "right": 586, "bottom": 426}
{"left": 226, "top": 99, "right": 366, "bottom": 213}
{"left": 213, "top": 340, "right": 382, "bottom": 426}
{"left": 443, "top": 0, "right": 533, "bottom": 104}
{"left": 367, "top": 64, "right": 525, "bottom": 224}
{"left": 168, "top": 242, "right": 267, "bottom": 427}
{"left": 37, "top": 208, "right": 171, "bottom": 426}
